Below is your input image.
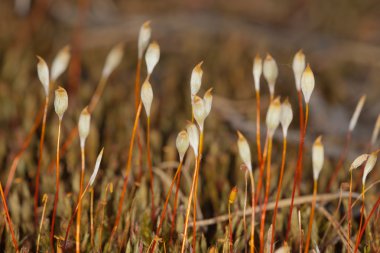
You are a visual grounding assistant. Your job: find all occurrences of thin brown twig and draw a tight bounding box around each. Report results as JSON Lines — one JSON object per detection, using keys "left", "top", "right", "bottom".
{"left": 190, "top": 191, "right": 360, "bottom": 228}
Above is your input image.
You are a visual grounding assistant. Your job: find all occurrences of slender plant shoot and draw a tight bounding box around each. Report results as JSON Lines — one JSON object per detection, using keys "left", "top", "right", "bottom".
{"left": 260, "top": 97, "right": 281, "bottom": 253}
{"left": 34, "top": 56, "right": 50, "bottom": 226}
{"left": 263, "top": 54, "right": 278, "bottom": 100}
{"left": 286, "top": 63, "right": 315, "bottom": 241}
{"left": 237, "top": 131, "right": 255, "bottom": 253}
{"left": 76, "top": 107, "right": 91, "bottom": 253}
{"left": 271, "top": 98, "right": 293, "bottom": 253}
{"left": 141, "top": 78, "right": 156, "bottom": 222}
{"left": 304, "top": 136, "right": 324, "bottom": 253}
{"left": 50, "top": 86, "right": 68, "bottom": 252}
{"left": 253, "top": 54, "right": 263, "bottom": 163}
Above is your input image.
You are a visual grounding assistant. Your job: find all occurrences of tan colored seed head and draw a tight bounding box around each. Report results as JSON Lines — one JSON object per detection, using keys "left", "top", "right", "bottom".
{"left": 280, "top": 98, "right": 293, "bottom": 138}
{"left": 145, "top": 41, "right": 160, "bottom": 75}
{"left": 37, "top": 56, "right": 50, "bottom": 97}
{"left": 263, "top": 54, "right": 278, "bottom": 98}
{"left": 292, "top": 49, "right": 306, "bottom": 91}
{"left": 266, "top": 97, "right": 281, "bottom": 138}
{"left": 102, "top": 43, "right": 124, "bottom": 79}
{"left": 186, "top": 123, "right": 199, "bottom": 158}
{"left": 362, "top": 152, "right": 377, "bottom": 185}
{"left": 350, "top": 154, "right": 369, "bottom": 172}
{"left": 176, "top": 130, "right": 190, "bottom": 162}
{"left": 190, "top": 61, "right": 203, "bottom": 100}
{"left": 141, "top": 79, "right": 154, "bottom": 117}
{"left": 237, "top": 131, "right": 252, "bottom": 172}
{"left": 54, "top": 86, "right": 68, "bottom": 120}
{"left": 348, "top": 95, "right": 366, "bottom": 132}
{"left": 138, "top": 21, "right": 151, "bottom": 59}
{"left": 301, "top": 64, "right": 315, "bottom": 104}
{"left": 192, "top": 95, "right": 207, "bottom": 131}
{"left": 203, "top": 88, "right": 213, "bottom": 117}
{"left": 312, "top": 136, "right": 324, "bottom": 181}
{"left": 51, "top": 45, "right": 71, "bottom": 82}
{"left": 253, "top": 54, "right": 262, "bottom": 92}
{"left": 78, "top": 107, "right": 91, "bottom": 149}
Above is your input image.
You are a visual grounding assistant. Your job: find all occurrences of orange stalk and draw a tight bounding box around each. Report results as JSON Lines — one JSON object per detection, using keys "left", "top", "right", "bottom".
{"left": 34, "top": 96, "right": 49, "bottom": 226}
{"left": 90, "top": 188, "right": 94, "bottom": 248}
{"left": 180, "top": 161, "right": 199, "bottom": 253}
{"left": 228, "top": 187, "right": 238, "bottom": 253}
{"left": 347, "top": 171, "right": 353, "bottom": 253}
{"left": 135, "top": 59, "right": 144, "bottom": 182}
{"left": 243, "top": 171, "right": 248, "bottom": 253}
{"left": 296, "top": 102, "right": 309, "bottom": 192}
{"left": 249, "top": 171, "right": 256, "bottom": 253}
{"left": 354, "top": 185, "right": 365, "bottom": 251}
{"left": 270, "top": 138, "right": 287, "bottom": 253}
{"left": 255, "top": 90, "right": 262, "bottom": 164}
{"left": 151, "top": 162, "right": 183, "bottom": 252}
{"left": 259, "top": 137, "right": 273, "bottom": 253}
{"left": 0, "top": 183, "right": 19, "bottom": 252}
{"left": 255, "top": 135, "right": 268, "bottom": 205}
{"left": 286, "top": 102, "right": 309, "bottom": 241}
{"left": 63, "top": 179, "right": 94, "bottom": 248}
{"left": 76, "top": 147, "right": 85, "bottom": 253}
{"left": 147, "top": 116, "right": 155, "bottom": 222}
{"left": 169, "top": 165, "right": 183, "bottom": 244}
{"left": 192, "top": 132, "right": 204, "bottom": 251}
{"left": 304, "top": 180, "right": 317, "bottom": 253}
{"left": 109, "top": 102, "right": 142, "bottom": 242}
{"left": 354, "top": 194, "right": 380, "bottom": 253}
{"left": 135, "top": 59, "right": 142, "bottom": 109}
{"left": 181, "top": 132, "right": 204, "bottom": 253}
{"left": 50, "top": 119, "right": 62, "bottom": 252}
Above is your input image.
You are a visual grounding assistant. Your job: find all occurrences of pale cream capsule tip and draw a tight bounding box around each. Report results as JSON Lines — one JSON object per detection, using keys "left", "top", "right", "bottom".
{"left": 51, "top": 45, "right": 71, "bottom": 82}
{"left": 362, "top": 152, "right": 377, "bottom": 185}
{"left": 78, "top": 107, "right": 91, "bottom": 148}
{"left": 186, "top": 123, "right": 199, "bottom": 158}
{"left": 253, "top": 54, "right": 262, "bottom": 92}
{"left": 138, "top": 21, "right": 151, "bottom": 59}
{"left": 266, "top": 97, "right": 281, "bottom": 137}
{"left": 145, "top": 41, "right": 160, "bottom": 75}
{"left": 176, "top": 130, "right": 190, "bottom": 162}
{"left": 292, "top": 49, "right": 306, "bottom": 91}
{"left": 237, "top": 131, "right": 252, "bottom": 172}
{"left": 312, "top": 136, "right": 324, "bottom": 181}
{"left": 54, "top": 86, "right": 68, "bottom": 119}
{"left": 141, "top": 79, "right": 154, "bottom": 117}
{"left": 37, "top": 56, "right": 50, "bottom": 96}
{"left": 301, "top": 64, "right": 315, "bottom": 104}
{"left": 191, "top": 61, "right": 204, "bottom": 97}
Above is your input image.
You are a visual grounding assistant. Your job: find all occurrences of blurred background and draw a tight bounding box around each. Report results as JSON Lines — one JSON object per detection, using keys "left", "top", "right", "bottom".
{"left": 0, "top": 0, "right": 380, "bottom": 250}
